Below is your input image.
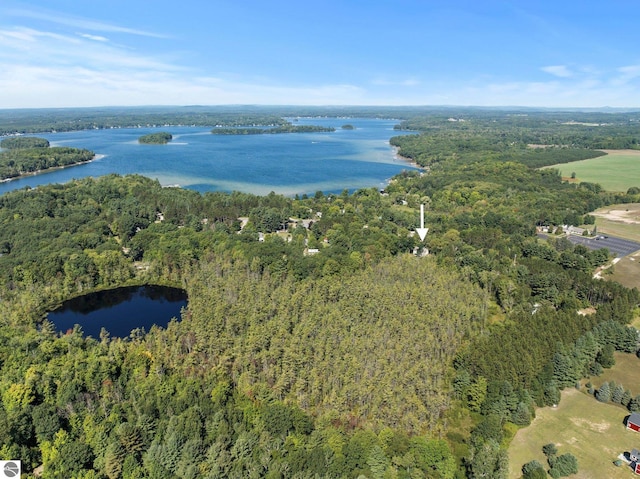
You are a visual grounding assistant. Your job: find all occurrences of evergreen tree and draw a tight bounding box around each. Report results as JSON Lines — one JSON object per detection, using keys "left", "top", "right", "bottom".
{"left": 612, "top": 383, "right": 625, "bottom": 404}
{"left": 549, "top": 453, "right": 578, "bottom": 478}
{"left": 596, "top": 382, "right": 611, "bottom": 403}
{"left": 522, "top": 460, "right": 546, "bottom": 479}
{"left": 543, "top": 382, "right": 561, "bottom": 406}
{"left": 467, "top": 376, "right": 487, "bottom": 412}
{"left": 542, "top": 443, "right": 558, "bottom": 459}
{"left": 512, "top": 402, "right": 533, "bottom": 426}
{"left": 629, "top": 395, "right": 640, "bottom": 412}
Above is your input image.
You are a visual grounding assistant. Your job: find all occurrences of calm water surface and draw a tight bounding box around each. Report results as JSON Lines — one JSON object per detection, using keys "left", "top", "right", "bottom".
{"left": 0, "top": 118, "right": 416, "bottom": 196}
{"left": 48, "top": 285, "right": 187, "bottom": 338}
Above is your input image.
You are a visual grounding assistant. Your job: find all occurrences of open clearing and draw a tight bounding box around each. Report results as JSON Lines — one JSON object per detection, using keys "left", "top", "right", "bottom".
{"left": 549, "top": 149, "right": 640, "bottom": 192}
{"left": 508, "top": 353, "right": 640, "bottom": 479}
{"left": 588, "top": 352, "right": 640, "bottom": 392}
{"left": 592, "top": 203, "right": 640, "bottom": 239}
{"left": 591, "top": 203, "right": 640, "bottom": 288}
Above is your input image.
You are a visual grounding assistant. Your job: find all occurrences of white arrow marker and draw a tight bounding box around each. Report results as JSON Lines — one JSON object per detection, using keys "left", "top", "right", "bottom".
{"left": 416, "top": 204, "right": 428, "bottom": 241}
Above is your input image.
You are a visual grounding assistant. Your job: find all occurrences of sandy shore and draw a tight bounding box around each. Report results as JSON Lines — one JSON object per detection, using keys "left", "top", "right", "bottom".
{"left": 391, "top": 145, "right": 425, "bottom": 170}
{"left": 0, "top": 153, "right": 105, "bottom": 183}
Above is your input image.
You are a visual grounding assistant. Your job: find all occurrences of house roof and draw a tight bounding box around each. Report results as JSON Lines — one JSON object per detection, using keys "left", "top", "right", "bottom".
{"left": 630, "top": 413, "right": 640, "bottom": 425}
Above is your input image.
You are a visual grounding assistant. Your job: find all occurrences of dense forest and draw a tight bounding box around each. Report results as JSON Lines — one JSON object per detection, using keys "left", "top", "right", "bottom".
{"left": 1, "top": 107, "right": 640, "bottom": 478}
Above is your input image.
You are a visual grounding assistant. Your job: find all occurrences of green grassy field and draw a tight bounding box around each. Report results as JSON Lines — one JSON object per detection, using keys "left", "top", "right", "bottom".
{"left": 549, "top": 150, "right": 640, "bottom": 192}
{"left": 508, "top": 390, "right": 636, "bottom": 478}
{"left": 508, "top": 353, "right": 640, "bottom": 478}
{"left": 608, "top": 254, "right": 640, "bottom": 291}
{"left": 589, "top": 352, "right": 640, "bottom": 392}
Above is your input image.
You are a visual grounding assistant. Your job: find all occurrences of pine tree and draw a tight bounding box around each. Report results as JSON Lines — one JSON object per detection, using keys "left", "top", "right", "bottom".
{"left": 596, "top": 382, "right": 611, "bottom": 403}
{"left": 512, "top": 402, "right": 533, "bottom": 426}
{"left": 612, "top": 384, "right": 625, "bottom": 404}
{"left": 629, "top": 395, "right": 640, "bottom": 412}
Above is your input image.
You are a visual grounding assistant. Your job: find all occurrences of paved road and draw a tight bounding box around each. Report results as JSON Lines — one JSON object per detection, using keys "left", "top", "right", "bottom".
{"left": 566, "top": 234, "right": 640, "bottom": 257}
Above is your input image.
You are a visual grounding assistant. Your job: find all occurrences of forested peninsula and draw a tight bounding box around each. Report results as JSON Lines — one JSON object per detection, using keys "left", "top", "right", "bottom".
{"left": 0, "top": 136, "right": 94, "bottom": 181}
{"left": 1, "top": 108, "right": 640, "bottom": 477}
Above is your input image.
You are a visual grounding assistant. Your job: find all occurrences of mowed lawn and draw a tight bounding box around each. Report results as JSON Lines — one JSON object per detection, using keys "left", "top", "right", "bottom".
{"left": 588, "top": 352, "right": 640, "bottom": 394}
{"left": 608, "top": 252, "right": 640, "bottom": 295}
{"left": 508, "top": 353, "right": 640, "bottom": 479}
{"left": 549, "top": 150, "right": 640, "bottom": 192}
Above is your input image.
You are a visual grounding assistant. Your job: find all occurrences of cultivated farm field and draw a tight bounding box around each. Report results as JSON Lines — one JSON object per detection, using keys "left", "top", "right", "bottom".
{"left": 550, "top": 149, "right": 640, "bottom": 192}
{"left": 508, "top": 353, "right": 640, "bottom": 479}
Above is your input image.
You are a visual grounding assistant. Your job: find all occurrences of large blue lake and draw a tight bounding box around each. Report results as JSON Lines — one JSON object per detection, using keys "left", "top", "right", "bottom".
{"left": 0, "top": 118, "right": 416, "bottom": 196}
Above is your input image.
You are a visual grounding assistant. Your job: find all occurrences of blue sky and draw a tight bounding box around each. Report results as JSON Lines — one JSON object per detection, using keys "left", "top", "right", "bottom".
{"left": 1, "top": 0, "right": 640, "bottom": 108}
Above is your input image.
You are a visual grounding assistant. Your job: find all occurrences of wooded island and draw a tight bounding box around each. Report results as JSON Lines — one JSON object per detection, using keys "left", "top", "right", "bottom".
{"left": 138, "top": 132, "right": 172, "bottom": 144}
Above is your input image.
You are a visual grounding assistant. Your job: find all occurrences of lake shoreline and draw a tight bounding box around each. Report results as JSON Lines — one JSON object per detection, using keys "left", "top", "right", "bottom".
{"left": 0, "top": 153, "right": 106, "bottom": 184}
{"left": 0, "top": 119, "right": 415, "bottom": 196}
{"left": 391, "top": 145, "right": 424, "bottom": 170}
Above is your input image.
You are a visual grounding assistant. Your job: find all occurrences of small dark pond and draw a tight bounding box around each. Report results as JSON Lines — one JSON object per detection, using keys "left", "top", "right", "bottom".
{"left": 48, "top": 285, "right": 187, "bottom": 338}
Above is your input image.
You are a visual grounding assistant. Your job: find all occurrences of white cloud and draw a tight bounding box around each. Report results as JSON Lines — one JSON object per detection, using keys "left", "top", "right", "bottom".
{"left": 443, "top": 75, "right": 638, "bottom": 108}
{"left": 0, "top": 26, "right": 81, "bottom": 47}
{"left": 541, "top": 65, "right": 573, "bottom": 78}
{"left": 371, "top": 77, "right": 421, "bottom": 87}
{"left": 1, "top": 12, "right": 640, "bottom": 108}
{"left": 0, "top": 26, "right": 180, "bottom": 72}
{"left": 79, "top": 33, "right": 109, "bottom": 42}
{"left": 5, "top": 7, "right": 167, "bottom": 38}
{"left": 5, "top": 51, "right": 640, "bottom": 107}
{"left": 0, "top": 17, "right": 368, "bottom": 108}
{"left": 0, "top": 54, "right": 367, "bottom": 108}
{"left": 615, "top": 65, "right": 640, "bottom": 85}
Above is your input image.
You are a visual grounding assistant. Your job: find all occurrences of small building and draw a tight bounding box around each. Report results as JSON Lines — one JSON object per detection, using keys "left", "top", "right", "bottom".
{"left": 565, "top": 225, "right": 586, "bottom": 236}
{"left": 632, "top": 449, "right": 640, "bottom": 475}
{"left": 628, "top": 413, "right": 640, "bottom": 432}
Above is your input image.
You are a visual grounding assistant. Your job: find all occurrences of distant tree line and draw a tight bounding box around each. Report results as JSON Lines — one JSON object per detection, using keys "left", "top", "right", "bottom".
{"left": 1, "top": 136, "right": 50, "bottom": 149}
{"left": 211, "top": 124, "right": 335, "bottom": 135}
